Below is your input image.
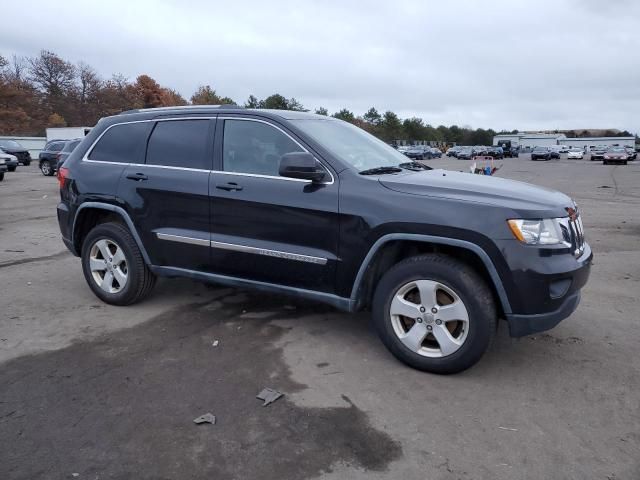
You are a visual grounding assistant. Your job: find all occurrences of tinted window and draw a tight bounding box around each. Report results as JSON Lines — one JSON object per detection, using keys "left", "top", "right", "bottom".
{"left": 223, "top": 120, "right": 303, "bottom": 176}
{"left": 88, "top": 122, "right": 153, "bottom": 163}
{"left": 146, "top": 120, "right": 210, "bottom": 169}
{"left": 49, "top": 142, "right": 65, "bottom": 152}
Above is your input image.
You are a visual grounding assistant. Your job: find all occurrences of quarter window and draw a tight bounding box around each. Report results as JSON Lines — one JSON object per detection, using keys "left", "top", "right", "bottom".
{"left": 222, "top": 120, "right": 303, "bottom": 176}
{"left": 146, "top": 120, "right": 211, "bottom": 170}
{"left": 88, "top": 122, "right": 153, "bottom": 164}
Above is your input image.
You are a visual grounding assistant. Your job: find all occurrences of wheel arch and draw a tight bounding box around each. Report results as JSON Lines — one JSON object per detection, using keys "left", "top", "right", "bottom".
{"left": 72, "top": 202, "right": 151, "bottom": 265}
{"left": 349, "top": 234, "right": 512, "bottom": 316}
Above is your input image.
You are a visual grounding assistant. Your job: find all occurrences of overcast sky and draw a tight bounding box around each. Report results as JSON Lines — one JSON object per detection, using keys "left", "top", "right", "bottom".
{"left": 1, "top": 0, "right": 639, "bottom": 133}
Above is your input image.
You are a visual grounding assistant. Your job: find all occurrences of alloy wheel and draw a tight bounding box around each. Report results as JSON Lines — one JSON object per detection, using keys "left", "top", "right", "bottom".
{"left": 389, "top": 279, "right": 469, "bottom": 358}
{"left": 89, "top": 239, "right": 128, "bottom": 294}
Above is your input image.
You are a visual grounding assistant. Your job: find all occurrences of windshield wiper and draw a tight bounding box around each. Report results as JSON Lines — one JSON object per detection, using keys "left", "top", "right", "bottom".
{"left": 359, "top": 166, "right": 403, "bottom": 175}
{"left": 398, "top": 162, "right": 433, "bottom": 171}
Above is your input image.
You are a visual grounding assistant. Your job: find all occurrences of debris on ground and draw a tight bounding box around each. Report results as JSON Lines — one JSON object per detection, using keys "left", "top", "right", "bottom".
{"left": 212, "top": 340, "right": 219, "bottom": 347}
{"left": 71, "top": 474, "right": 79, "bottom": 478}
{"left": 193, "top": 413, "right": 216, "bottom": 425}
{"left": 497, "top": 426, "right": 518, "bottom": 432}
{"left": 283, "top": 305, "right": 296, "bottom": 310}
{"left": 598, "top": 185, "right": 612, "bottom": 189}
{"left": 256, "top": 388, "right": 284, "bottom": 406}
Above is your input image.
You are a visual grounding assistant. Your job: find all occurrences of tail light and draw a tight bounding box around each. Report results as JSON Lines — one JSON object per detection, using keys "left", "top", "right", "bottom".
{"left": 58, "top": 166, "right": 69, "bottom": 189}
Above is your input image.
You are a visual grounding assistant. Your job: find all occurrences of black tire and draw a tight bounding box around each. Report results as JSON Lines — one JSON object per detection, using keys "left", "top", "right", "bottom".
{"left": 81, "top": 222, "right": 156, "bottom": 306}
{"left": 40, "top": 160, "right": 54, "bottom": 176}
{"left": 0, "top": 172, "right": 4, "bottom": 181}
{"left": 8, "top": 166, "right": 16, "bottom": 172}
{"left": 23, "top": 160, "right": 30, "bottom": 166}
{"left": 372, "top": 254, "right": 496, "bottom": 374}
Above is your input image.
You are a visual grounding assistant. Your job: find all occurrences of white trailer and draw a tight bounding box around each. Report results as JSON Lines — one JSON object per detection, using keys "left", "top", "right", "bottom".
{"left": 46, "top": 126, "right": 93, "bottom": 142}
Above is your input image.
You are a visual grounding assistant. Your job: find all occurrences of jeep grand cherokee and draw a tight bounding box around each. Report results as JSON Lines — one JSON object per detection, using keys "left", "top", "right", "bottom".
{"left": 56, "top": 106, "right": 592, "bottom": 374}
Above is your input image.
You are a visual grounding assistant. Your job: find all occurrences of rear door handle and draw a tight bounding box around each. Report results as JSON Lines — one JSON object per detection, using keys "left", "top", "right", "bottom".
{"left": 216, "top": 182, "right": 243, "bottom": 191}
{"left": 126, "top": 173, "right": 148, "bottom": 181}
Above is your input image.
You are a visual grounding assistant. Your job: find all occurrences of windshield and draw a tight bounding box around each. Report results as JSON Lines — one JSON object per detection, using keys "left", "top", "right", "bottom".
{"left": 290, "top": 119, "right": 410, "bottom": 171}
{"left": 0, "top": 140, "right": 22, "bottom": 149}
{"left": 533, "top": 147, "right": 548, "bottom": 151}
{"left": 608, "top": 147, "right": 625, "bottom": 152}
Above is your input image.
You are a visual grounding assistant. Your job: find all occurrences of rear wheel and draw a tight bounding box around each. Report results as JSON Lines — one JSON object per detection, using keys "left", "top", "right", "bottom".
{"left": 8, "top": 166, "right": 16, "bottom": 172}
{"left": 372, "top": 254, "right": 496, "bottom": 374}
{"left": 23, "top": 160, "right": 30, "bottom": 166}
{"left": 0, "top": 172, "right": 4, "bottom": 181}
{"left": 81, "top": 222, "right": 156, "bottom": 305}
{"left": 40, "top": 160, "right": 53, "bottom": 176}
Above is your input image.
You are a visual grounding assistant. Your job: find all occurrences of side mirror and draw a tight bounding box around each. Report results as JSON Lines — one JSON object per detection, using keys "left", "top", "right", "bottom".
{"left": 279, "top": 152, "right": 326, "bottom": 182}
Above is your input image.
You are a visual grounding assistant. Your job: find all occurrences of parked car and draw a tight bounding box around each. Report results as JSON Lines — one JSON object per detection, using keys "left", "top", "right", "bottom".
{"left": 57, "top": 106, "right": 592, "bottom": 374}
{"left": 558, "top": 145, "right": 570, "bottom": 153}
{"left": 624, "top": 146, "right": 636, "bottom": 161}
{"left": 486, "top": 146, "right": 504, "bottom": 159}
{"left": 457, "top": 147, "right": 473, "bottom": 160}
{"left": 548, "top": 148, "right": 560, "bottom": 159}
{"left": 39, "top": 140, "right": 69, "bottom": 176}
{"left": 509, "top": 147, "right": 519, "bottom": 158}
{"left": 0, "top": 139, "right": 31, "bottom": 166}
{"left": 603, "top": 147, "right": 629, "bottom": 165}
{"left": 472, "top": 146, "right": 488, "bottom": 156}
{"left": 531, "top": 147, "right": 551, "bottom": 161}
{"left": 404, "top": 146, "right": 427, "bottom": 160}
{"left": 0, "top": 156, "right": 7, "bottom": 181}
{"left": 567, "top": 148, "right": 584, "bottom": 159}
{"left": 56, "top": 139, "right": 82, "bottom": 168}
{"left": 590, "top": 146, "right": 607, "bottom": 161}
{"left": 0, "top": 151, "right": 18, "bottom": 172}
{"left": 429, "top": 147, "right": 442, "bottom": 158}
{"left": 446, "top": 146, "right": 461, "bottom": 157}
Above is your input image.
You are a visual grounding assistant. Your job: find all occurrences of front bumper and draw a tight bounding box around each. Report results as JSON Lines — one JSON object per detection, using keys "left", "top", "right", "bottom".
{"left": 499, "top": 242, "right": 593, "bottom": 337}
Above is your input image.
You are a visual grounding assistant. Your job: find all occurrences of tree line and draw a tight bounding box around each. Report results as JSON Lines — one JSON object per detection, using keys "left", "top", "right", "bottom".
{"left": 0, "top": 50, "right": 634, "bottom": 145}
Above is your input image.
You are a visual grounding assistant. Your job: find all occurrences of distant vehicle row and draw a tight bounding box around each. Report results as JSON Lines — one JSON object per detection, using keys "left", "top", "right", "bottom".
{"left": 446, "top": 145, "right": 517, "bottom": 159}
{"left": 397, "top": 145, "right": 443, "bottom": 160}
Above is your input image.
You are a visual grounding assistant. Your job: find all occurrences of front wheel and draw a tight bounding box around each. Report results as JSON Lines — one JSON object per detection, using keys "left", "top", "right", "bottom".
{"left": 23, "top": 160, "right": 30, "bottom": 166}
{"left": 81, "top": 222, "right": 156, "bottom": 305}
{"left": 0, "top": 172, "right": 4, "bottom": 181}
{"left": 372, "top": 254, "right": 496, "bottom": 374}
{"left": 8, "top": 166, "right": 16, "bottom": 172}
{"left": 40, "top": 161, "right": 54, "bottom": 176}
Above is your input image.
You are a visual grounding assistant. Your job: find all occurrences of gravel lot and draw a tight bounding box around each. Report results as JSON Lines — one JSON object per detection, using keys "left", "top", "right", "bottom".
{"left": 1, "top": 155, "right": 639, "bottom": 480}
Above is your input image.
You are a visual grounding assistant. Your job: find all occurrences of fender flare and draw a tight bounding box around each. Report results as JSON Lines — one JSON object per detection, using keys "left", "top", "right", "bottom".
{"left": 72, "top": 202, "right": 152, "bottom": 265}
{"left": 348, "top": 233, "right": 512, "bottom": 314}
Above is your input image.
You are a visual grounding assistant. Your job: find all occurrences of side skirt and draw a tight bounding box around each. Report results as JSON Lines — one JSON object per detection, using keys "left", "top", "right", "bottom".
{"left": 150, "top": 265, "right": 353, "bottom": 312}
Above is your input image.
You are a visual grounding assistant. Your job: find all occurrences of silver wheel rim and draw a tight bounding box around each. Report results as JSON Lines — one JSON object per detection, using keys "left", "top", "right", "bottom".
{"left": 390, "top": 279, "right": 470, "bottom": 358}
{"left": 89, "top": 239, "right": 128, "bottom": 294}
{"left": 41, "top": 162, "right": 50, "bottom": 175}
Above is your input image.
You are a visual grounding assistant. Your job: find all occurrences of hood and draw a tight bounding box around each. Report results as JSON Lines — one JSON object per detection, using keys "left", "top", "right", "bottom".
{"left": 379, "top": 169, "right": 572, "bottom": 216}
{"left": 1, "top": 146, "right": 28, "bottom": 153}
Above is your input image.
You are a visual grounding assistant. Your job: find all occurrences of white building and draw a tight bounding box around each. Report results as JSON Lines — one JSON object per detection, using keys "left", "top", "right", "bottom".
{"left": 560, "top": 137, "right": 635, "bottom": 149}
{"left": 493, "top": 133, "right": 566, "bottom": 148}
{"left": 493, "top": 132, "right": 635, "bottom": 150}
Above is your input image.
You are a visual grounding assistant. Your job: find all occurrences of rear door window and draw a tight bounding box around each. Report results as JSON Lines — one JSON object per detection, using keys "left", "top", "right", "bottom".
{"left": 50, "top": 142, "right": 65, "bottom": 152}
{"left": 146, "top": 120, "right": 211, "bottom": 170}
{"left": 88, "top": 122, "right": 153, "bottom": 164}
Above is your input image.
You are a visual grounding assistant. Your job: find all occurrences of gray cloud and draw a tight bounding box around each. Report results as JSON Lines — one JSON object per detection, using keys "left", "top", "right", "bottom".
{"left": 2, "top": 0, "right": 639, "bottom": 132}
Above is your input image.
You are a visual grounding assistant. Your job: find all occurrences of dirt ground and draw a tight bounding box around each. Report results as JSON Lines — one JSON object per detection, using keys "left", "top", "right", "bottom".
{"left": 1, "top": 155, "right": 638, "bottom": 480}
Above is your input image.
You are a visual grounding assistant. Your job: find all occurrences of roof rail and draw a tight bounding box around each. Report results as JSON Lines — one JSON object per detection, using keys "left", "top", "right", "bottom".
{"left": 119, "top": 104, "right": 244, "bottom": 115}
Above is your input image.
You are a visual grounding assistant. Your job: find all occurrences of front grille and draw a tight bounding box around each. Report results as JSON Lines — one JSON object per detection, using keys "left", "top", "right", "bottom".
{"left": 568, "top": 215, "right": 585, "bottom": 257}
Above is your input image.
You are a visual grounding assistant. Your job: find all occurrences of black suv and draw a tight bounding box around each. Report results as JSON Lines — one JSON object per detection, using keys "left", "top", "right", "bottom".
{"left": 39, "top": 140, "right": 68, "bottom": 176}
{"left": 57, "top": 106, "right": 592, "bottom": 374}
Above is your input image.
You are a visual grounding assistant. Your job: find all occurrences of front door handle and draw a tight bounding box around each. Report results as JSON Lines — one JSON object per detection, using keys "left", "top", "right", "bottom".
{"left": 126, "top": 173, "right": 148, "bottom": 181}
{"left": 216, "top": 182, "right": 243, "bottom": 192}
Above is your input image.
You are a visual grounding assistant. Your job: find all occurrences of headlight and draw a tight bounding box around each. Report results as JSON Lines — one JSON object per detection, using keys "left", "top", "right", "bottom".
{"left": 507, "top": 218, "right": 569, "bottom": 245}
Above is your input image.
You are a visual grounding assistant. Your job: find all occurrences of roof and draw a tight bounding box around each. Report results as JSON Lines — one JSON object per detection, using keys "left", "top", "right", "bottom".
{"left": 118, "top": 105, "right": 326, "bottom": 120}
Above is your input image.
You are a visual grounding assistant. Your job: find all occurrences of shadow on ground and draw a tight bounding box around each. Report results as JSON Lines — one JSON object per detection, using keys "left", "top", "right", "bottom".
{"left": 0, "top": 290, "right": 402, "bottom": 480}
